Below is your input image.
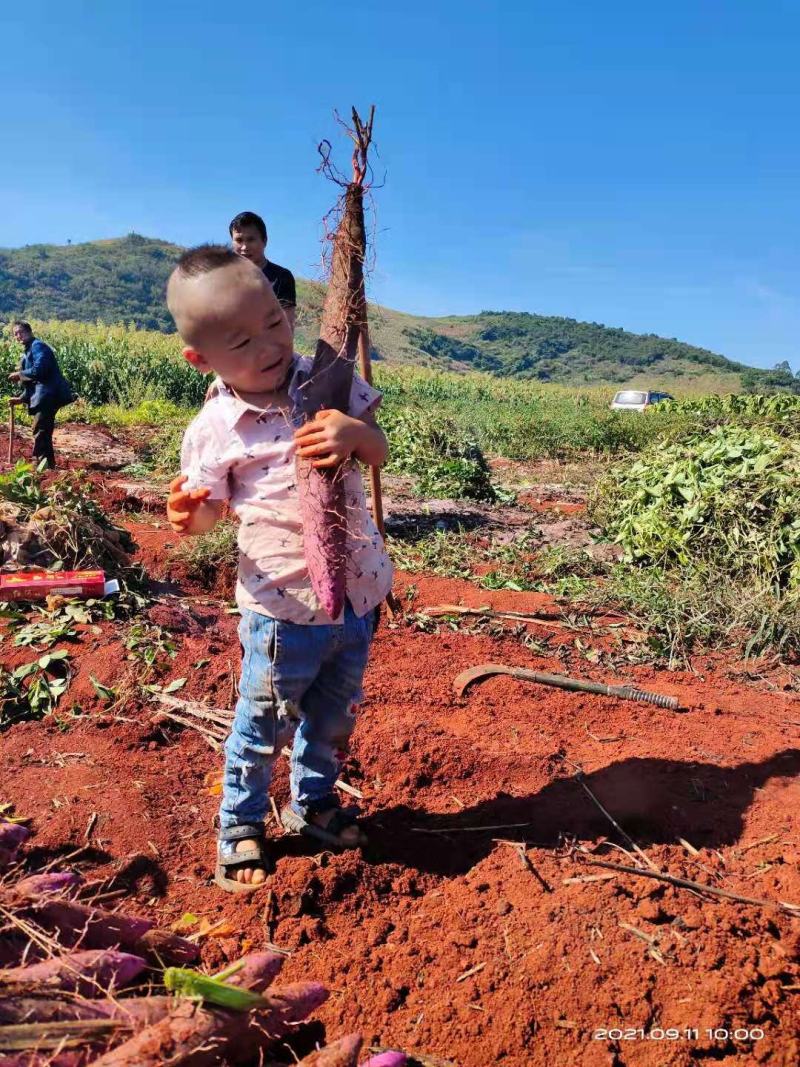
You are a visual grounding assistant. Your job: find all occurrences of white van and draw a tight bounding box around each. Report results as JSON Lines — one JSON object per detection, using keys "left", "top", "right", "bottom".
{"left": 610, "top": 389, "right": 675, "bottom": 412}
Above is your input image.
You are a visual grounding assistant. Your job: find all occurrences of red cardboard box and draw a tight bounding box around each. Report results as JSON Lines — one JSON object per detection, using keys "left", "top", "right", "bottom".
{"left": 0, "top": 569, "right": 107, "bottom": 601}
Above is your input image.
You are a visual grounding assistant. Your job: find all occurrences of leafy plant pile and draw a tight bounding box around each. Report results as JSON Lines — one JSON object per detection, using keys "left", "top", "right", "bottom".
{"left": 0, "top": 464, "right": 146, "bottom": 728}
{"left": 0, "top": 461, "right": 136, "bottom": 572}
{"left": 381, "top": 406, "right": 497, "bottom": 501}
{"left": 592, "top": 416, "right": 800, "bottom": 657}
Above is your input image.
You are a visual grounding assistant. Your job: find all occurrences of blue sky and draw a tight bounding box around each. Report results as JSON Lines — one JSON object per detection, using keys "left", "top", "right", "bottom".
{"left": 1, "top": 0, "right": 798, "bottom": 370}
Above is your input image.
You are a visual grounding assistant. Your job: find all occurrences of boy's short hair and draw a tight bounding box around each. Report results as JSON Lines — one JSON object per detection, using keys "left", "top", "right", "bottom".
{"left": 174, "top": 244, "right": 241, "bottom": 278}
{"left": 229, "top": 211, "right": 267, "bottom": 241}
{"left": 12, "top": 320, "right": 32, "bottom": 332}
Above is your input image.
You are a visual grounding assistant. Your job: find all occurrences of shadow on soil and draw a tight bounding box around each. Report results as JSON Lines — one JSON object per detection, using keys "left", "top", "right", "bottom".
{"left": 363, "top": 749, "right": 800, "bottom": 877}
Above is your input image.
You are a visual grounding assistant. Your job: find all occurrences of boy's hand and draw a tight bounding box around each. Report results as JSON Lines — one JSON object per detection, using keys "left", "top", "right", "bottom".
{"left": 167, "top": 475, "right": 212, "bottom": 533}
{"left": 294, "top": 409, "right": 387, "bottom": 469}
{"left": 294, "top": 409, "right": 365, "bottom": 469}
{"left": 8, "top": 372, "right": 21, "bottom": 383}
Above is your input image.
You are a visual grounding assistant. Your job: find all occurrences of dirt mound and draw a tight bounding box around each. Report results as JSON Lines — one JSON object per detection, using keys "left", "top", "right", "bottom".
{"left": 0, "top": 448, "right": 797, "bottom": 1065}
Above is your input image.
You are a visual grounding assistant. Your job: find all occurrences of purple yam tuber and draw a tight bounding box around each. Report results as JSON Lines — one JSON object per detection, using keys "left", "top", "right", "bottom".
{"left": 0, "top": 821, "right": 29, "bottom": 853}
{"left": 0, "top": 949, "right": 146, "bottom": 996}
{"left": 13, "top": 871, "right": 82, "bottom": 897}
{"left": 360, "top": 1054, "right": 409, "bottom": 1067}
{"left": 225, "top": 951, "right": 284, "bottom": 992}
{"left": 90, "top": 980, "right": 328, "bottom": 1067}
{"left": 295, "top": 454, "right": 350, "bottom": 619}
{"left": 293, "top": 109, "right": 374, "bottom": 620}
{"left": 22, "top": 898, "right": 153, "bottom": 951}
{"left": 0, "top": 1054, "right": 88, "bottom": 1067}
{"left": 297, "top": 1033, "right": 363, "bottom": 1066}
{"left": 135, "top": 927, "right": 199, "bottom": 965}
{"left": 0, "top": 995, "right": 173, "bottom": 1027}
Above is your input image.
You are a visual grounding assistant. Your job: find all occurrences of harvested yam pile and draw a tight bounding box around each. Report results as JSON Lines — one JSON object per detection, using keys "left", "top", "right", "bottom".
{"left": 0, "top": 821, "right": 444, "bottom": 1066}
{"left": 0, "top": 464, "right": 134, "bottom": 574}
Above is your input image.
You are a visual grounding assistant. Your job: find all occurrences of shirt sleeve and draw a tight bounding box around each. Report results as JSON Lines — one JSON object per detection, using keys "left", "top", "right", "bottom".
{"left": 348, "top": 372, "right": 382, "bottom": 419}
{"left": 180, "top": 409, "right": 233, "bottom": 502}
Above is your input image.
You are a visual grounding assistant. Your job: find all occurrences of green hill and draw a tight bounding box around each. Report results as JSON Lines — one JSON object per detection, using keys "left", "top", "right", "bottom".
{"left": 1, "top": 234, "right": 796, "bottom": 393}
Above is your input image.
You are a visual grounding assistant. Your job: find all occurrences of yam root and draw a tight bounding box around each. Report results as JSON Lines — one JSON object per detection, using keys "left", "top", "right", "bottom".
{"left": 90, "top": 980, "right": 328, "bottom": 1067}
{"left": 223, "top": 951, "right": 284, "bottom": 992}
{"left": 17, "top": 898, "right": 196, "bottom": 964}
{"left": 13, "top": 872, "right": 82, "bottom": 897}
{"left": 0, "top": 949, "right": 146, "bottom": 997}
{"left": 296, "top": 1033, "right": 363, "bottom": 1066}
{"left": 0, "top": 994, "right": 173, "bottom": 1028}
{"left": 22, "top": 898, "right": 152, "bottom": 950}
{"left": 294, "top": 107, "right": 375, "bottom": 620}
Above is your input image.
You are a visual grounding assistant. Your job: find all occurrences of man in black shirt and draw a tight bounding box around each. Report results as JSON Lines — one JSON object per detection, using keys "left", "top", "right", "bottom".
{"left": 229, "top": 211, "right": 297, "bottom": 334}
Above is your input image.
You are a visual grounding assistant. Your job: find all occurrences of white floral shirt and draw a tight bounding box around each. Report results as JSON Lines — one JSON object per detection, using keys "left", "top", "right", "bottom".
{"left": 180, "top": 356, "right": 393, "bottom": 624}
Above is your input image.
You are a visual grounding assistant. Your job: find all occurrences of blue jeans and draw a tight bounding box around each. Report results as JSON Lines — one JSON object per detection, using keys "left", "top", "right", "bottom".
{"left": 219, "top": 603, "right": 375, "bottom": 834}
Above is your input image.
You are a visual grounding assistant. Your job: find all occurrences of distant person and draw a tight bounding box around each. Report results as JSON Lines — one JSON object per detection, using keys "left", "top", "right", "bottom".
{"left": 7, "top": 322, "right": 74, "bottom": 469}
{"left": 229, "top": 211, "right": 297, "bottom": 334}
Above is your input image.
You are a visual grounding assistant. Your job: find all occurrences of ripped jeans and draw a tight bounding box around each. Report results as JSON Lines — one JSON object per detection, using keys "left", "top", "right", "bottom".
{"left": 219, "top": 603, "right": 375, "bottom": 834}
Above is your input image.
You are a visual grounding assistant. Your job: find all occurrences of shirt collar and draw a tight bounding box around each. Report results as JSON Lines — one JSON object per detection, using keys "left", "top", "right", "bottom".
{"left": 213, "top": 354, "right": 309, "bottom": 430}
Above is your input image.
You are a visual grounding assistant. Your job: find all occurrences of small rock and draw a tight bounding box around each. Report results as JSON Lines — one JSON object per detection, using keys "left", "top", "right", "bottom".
{"left": 678, "top": 904, "right": 705, "bottom": 929}
{"left": 636, "top": 898, "right": 663, "bottom": 922}
{"left": 496, "top": 899, "right": 512, "bottom": 916}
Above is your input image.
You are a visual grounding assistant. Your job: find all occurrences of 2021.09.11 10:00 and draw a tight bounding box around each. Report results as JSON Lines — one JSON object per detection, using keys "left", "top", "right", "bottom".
{"left": 592, "top": 1027, "right": 765, "bottom": 1042}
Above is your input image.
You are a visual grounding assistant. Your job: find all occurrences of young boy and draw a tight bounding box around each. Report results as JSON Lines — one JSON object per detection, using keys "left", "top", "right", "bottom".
{"left": 165, "top": 245, "right": 393, "bottom": 892}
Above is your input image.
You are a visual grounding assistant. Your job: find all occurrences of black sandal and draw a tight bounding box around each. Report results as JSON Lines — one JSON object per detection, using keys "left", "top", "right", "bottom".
{"left": 281, "top": 799, "right": 367, "bottom": 850}
{"left": 215, "top": 823, "right": 273, "bottom": 893}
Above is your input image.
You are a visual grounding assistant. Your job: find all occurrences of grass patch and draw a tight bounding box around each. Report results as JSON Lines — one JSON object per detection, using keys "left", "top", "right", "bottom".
{"left": 172, "top": 521, "right": 239, "bottom": 582}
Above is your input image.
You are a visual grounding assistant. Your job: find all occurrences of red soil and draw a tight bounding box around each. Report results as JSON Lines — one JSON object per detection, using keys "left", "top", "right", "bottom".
{"left": 1, "top": 500, "right": 799, "bottom": 1065}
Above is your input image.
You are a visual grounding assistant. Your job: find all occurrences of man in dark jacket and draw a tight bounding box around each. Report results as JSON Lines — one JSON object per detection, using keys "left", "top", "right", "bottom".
{"left": 229, "top": 211, "right": 297, "bottom": 333}
{"left": 8, "top": 322, "right": 74, "bottom": 469}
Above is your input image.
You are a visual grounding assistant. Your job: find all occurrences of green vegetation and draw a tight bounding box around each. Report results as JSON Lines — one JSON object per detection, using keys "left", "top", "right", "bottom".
{"left": 0, "top": 321, "right": 206, "bottom": 408}
{"left": 0, "top": 650, "right": 71, "bottom": 729}
{"left": 381, "top": 407, "right": 496, "bottom": 501}
{"left": 404, "top": 312, "right": 799, "bottom": 392}
{"left": 173, "top": 521, "right": 239, "bottom": 583}
{"left": 377, "top": 367, "right": 689, "bottom": 462}
{"left": 0, "top": 235, "right": 179, "bottom": 331}
{"left": 2, "top": 235, "right": 796, "bottom": 391}
{"left": 592, "top": 396, "right": 800, "bottom": 658}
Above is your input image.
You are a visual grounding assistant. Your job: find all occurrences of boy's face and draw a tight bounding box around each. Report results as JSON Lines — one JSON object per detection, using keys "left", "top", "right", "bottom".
{"left": 168, "top": 259, "right": 293, "bottom": 395}
{"left": 231, "top": 224, "right": 267, "bottom": 268}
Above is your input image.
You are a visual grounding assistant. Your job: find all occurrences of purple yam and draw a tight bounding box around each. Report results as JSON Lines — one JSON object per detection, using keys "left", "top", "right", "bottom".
{"left": 1, "top": 949, "right": 147, "bottom": 996}
{"left": 25, "top": 899, "right": 153, "bottom": 950}
{"left": 135, "top": 927, "right": 199, "bottom": 965}
{"left": 360, "top": 1054, "right": 409, "bottom": 1067}
{"left": 298, "top": 1033, "right": 363, "bottom": 1066}
{"left": 14, "top": 871, "right": 82, "bottom": 896}
{"left": 296, "top": 457, "right": 349, "bottom": 619}
{"left": 91, "top": 981, "right": 329, "bottom": 1067}
{"left": 226, "top": 951, "right": 284, "bottom": 992}
{"left": 0, "top": 821, "right": 30, "bottom": 851}
{"left": 0, "top": 995, "right": 173, "bottom": 1026}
